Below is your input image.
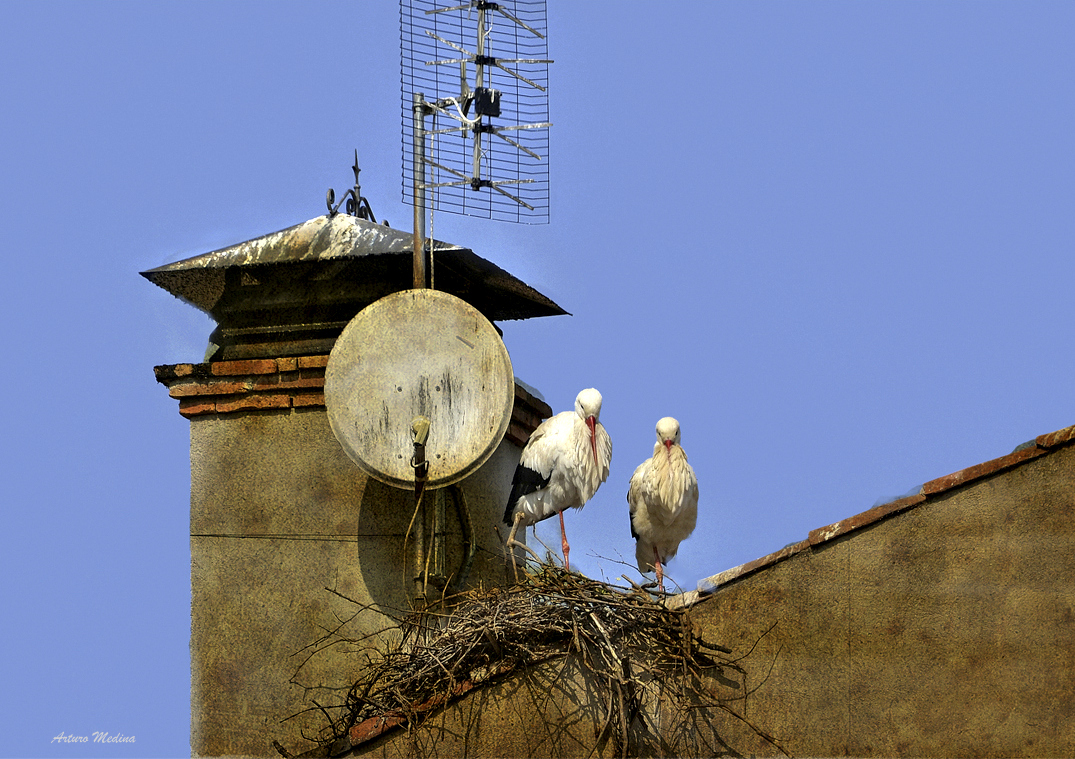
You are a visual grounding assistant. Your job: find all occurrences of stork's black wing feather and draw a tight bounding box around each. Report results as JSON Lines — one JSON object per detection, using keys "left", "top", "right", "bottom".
{"left": 503, "top": 464, "right": 551, "bottom": 524}
{"left": 628, "top": 489, "right": 640, "bottom": 540}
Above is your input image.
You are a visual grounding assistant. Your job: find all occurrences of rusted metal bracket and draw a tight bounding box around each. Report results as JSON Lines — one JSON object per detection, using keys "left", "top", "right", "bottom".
{"left": 411, "top": 416, "right": 431, "bottom": 598}
{"left": 408, "top": 415, "right": 476, "bottom": 596}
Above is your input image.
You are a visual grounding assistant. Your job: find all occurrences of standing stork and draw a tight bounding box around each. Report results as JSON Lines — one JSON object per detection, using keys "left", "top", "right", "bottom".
{"left": 503, "top": 388, "right": 612, "bottom": 572}
{"left": 628, "top": 416, "right": 698, "bottom": 592}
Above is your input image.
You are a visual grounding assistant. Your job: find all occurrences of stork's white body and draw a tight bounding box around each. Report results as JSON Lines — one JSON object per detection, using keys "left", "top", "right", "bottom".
{"left": 509, "top": 412, "right": 612, "bottom": 526}
{"left": 504, "top": 388, "right": 612, "bottom": 570}
{"left": 628, "top": 417, "right": 698, "bottom": 589}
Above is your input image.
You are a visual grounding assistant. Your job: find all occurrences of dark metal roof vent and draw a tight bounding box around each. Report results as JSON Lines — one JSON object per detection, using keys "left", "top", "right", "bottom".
{"left": 141, "top": 213, "right": 566, "bottom": 360}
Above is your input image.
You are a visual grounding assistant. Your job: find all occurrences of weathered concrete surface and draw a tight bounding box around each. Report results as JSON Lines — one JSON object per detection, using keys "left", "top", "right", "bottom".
{"left": 688, "top": 441, "right": 1075, "bottom": 757}
{"left": 189, "top": 406, "right": 526, "bottom": 758}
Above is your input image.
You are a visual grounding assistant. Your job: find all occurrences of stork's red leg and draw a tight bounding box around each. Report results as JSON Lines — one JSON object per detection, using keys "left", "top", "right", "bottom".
{"left": 559, "top": 510, "right": 570, "bottom": 572}
{"left": 653, "top": 546, "right": 664, "bottom": 593}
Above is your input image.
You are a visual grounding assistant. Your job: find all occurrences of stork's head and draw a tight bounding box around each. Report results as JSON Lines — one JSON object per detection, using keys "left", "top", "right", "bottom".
{"left": 656, "top": 416, "right": 681, "bottom": 458}
{"left": 575, "top": 388, "right": 603, "bottom": 464}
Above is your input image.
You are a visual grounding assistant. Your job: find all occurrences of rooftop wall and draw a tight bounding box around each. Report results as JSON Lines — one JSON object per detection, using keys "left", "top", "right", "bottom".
{"left": 687, "top": 430, "right": 1075, "bottom": 757}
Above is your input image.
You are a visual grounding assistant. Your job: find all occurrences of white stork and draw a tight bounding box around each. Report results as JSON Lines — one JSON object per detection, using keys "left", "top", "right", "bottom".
{"left": 628, "top": 416, "right": 698, "bottom": 592}
{"left": 503, "top": 388, "right": 612, "bottom": 572}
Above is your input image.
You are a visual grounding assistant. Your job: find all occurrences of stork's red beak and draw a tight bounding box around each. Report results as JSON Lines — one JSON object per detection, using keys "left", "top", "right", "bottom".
{"left": 664, "top": 438, "right": 673, "bottom": 460}
{"left": 586, "top": 416, "right": 598, "bottom": 465}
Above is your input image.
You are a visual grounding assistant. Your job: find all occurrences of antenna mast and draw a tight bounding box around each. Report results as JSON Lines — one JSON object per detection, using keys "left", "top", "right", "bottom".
{"left": 413, "top": 92, "right": 429, "bottom": 288}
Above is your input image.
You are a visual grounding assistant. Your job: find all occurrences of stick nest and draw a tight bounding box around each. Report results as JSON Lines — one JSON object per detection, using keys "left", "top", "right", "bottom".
{"left": 284, "top": 564, "right": 786, "bottom": 758}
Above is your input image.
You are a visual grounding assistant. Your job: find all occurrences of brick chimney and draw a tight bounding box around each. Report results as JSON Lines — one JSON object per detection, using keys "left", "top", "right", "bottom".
{"left": 144, "top": 213, "right": 559, "bottom": 757}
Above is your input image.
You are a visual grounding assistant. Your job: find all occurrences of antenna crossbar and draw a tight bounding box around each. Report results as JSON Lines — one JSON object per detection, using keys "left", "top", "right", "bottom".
{"left": 424, "top": 31, "right": 550, "bottom": 92}
{"left": 422, "top": 158, "right": 536, "bottom": 210}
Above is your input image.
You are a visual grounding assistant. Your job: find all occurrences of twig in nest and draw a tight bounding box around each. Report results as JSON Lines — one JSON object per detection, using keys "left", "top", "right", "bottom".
{"left": 506, "top": 536, "right": 544, "bottom": 582}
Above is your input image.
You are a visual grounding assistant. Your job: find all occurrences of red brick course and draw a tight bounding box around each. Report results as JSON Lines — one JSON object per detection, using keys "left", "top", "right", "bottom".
{"left": 505, "top": 421, "right": 531, "bottom": 448}
{"left": 802, "top": 428, "right": 1073, "bottom": 554}
{"left": 214, "top": 394, "right": 291, "bottom": 415}
{"left": 210, "top": 359, "right": 279, "bottom": 377}
{"left": 156, "top": 357, "right": 334, "bottom": 418}
{"left": 920, "top": 445, "right": 1047, "bottom": 495}
{"left": 177, "top": 398, "right": 216, "bottom": 417}
{"left": 153, "top": 356, "right": 552, "bottom": 440}
{"left": 291, "top": 392, "right": 326, "bottom": 408}
{"left": 298, "top": 355, "right": 330, "bottom": 369}
{"left": 807, "top": 494, "right": 928, "bottom": 547}
{"left": 168, "top": 380, "right": 252, "bottom": 398}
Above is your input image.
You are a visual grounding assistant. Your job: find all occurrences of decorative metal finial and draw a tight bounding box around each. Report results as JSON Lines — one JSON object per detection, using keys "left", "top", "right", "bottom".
{"left": 326, "top": 149, "right": 377, "bottom": 221}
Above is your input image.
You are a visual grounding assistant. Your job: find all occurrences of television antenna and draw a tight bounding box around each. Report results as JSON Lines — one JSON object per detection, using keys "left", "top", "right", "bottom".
{"left": 402, "top": 0, "right": 552, "bottom": 274}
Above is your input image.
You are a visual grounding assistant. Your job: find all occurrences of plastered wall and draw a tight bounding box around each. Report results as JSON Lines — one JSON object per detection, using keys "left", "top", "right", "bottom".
{"left": 688, "top": 442, "right": 1075, "bottom": 757}
{"left": 189, "top": 406, "right": 523, "bottom": 757}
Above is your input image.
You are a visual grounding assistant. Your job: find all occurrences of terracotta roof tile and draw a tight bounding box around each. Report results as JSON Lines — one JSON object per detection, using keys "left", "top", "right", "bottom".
{"left": 1037, "top": 424, "right": 1075, "bottom": 449}
{"left": 807, "top": 494, "right": 927, "bottom": 546}
{"left": 919, "top": 445, "right": 1047, "bottom": 495}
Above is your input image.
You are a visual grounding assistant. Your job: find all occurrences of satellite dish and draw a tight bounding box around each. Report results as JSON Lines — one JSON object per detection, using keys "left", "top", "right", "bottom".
{"left": 325, "top": 289, "right": 514, "bottom": 490}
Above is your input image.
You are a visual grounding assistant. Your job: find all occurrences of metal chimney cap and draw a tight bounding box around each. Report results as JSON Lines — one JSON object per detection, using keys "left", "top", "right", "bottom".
{"left": 141, "top": 213, "right": 567, "bottom": 360}
{"left": 141, "top": 214, "right": 566, "bottom": 317}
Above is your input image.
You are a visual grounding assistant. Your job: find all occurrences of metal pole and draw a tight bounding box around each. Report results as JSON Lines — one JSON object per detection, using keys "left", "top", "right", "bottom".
{"left": 411, "top": 416, "right": 430, "bottom": 600}
{"left": 471, "top": 8, "right": 485, "bottom": 185}
{"left": 413, "top": 92, "right": 428, "bottom": 289}
{"left": 432, "top": 489, "right": 447, "bottom": 586}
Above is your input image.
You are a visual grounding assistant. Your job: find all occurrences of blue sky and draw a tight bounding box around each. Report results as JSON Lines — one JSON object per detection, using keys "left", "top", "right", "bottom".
{"left": 3, "top": 2, "right": 1074, "bottom": 756}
